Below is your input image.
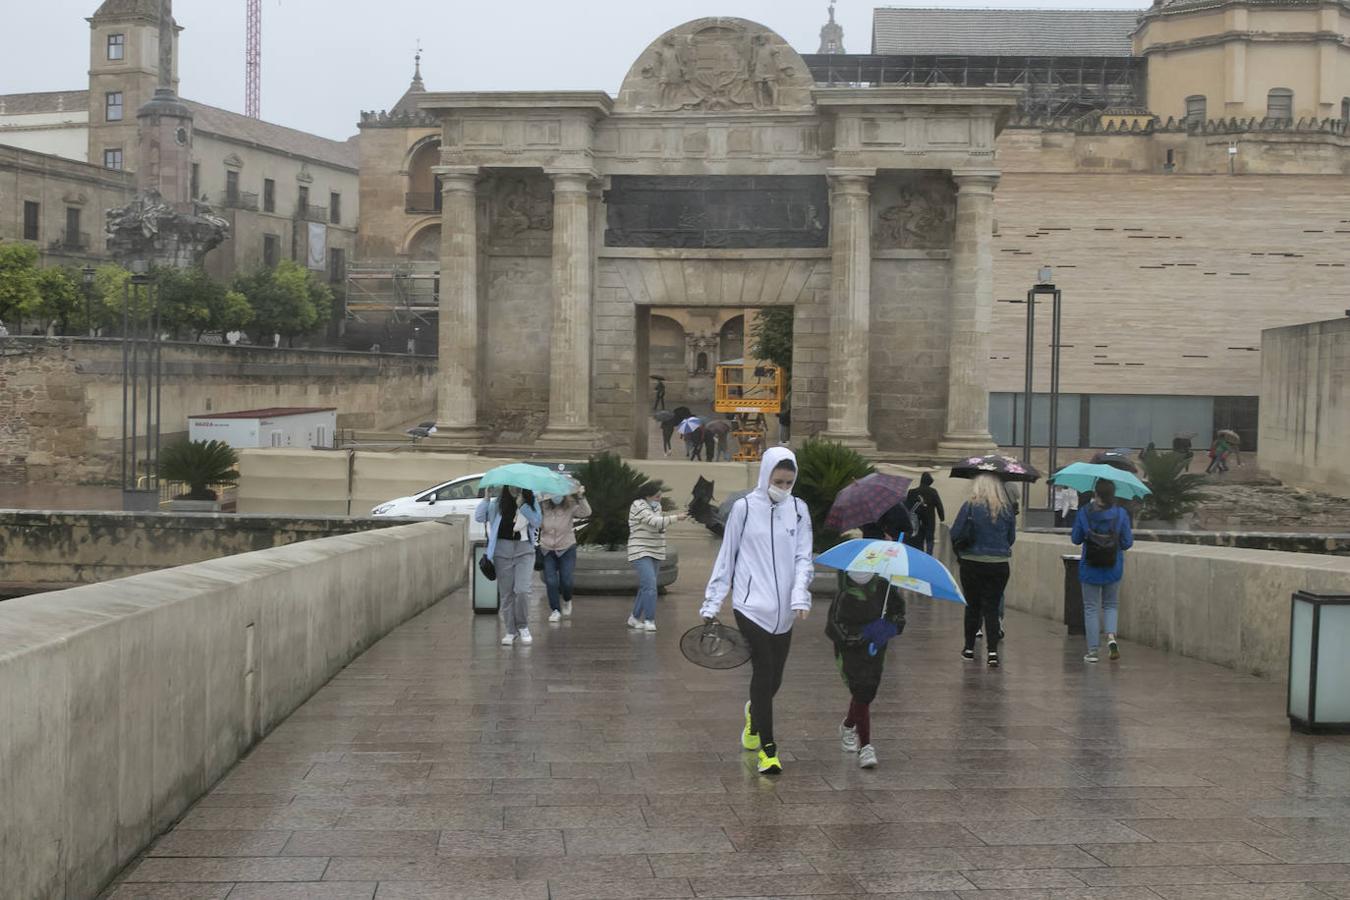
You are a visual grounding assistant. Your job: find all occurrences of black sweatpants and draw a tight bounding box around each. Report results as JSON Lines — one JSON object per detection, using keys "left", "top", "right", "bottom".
{"left": 959, "top": 559, "right": 1010, "bottom": 653}
{"left": 734, "top": 610, "right": 793, "bottom": 747}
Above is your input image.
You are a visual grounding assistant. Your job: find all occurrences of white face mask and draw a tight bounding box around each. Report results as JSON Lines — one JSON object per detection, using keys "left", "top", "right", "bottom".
{"left": 648, "top": 499, "right": 661, "bottom": 511}
{"left": 848, "top": 571, "right": 873, "bottom": 585}
{"left": 767, "top": 485, "right": 792, "bottom": 503}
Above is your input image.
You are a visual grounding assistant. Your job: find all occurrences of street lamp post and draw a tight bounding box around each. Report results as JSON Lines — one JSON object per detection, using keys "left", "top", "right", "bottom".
{"left": 121, "top": 271, "right": 163, "bottom": 511}
{"left": 1024, "top": 268, "right": 1064, "bottom": 515}
{"left": 81, "top": 266, "right": 96, "bottom": 336}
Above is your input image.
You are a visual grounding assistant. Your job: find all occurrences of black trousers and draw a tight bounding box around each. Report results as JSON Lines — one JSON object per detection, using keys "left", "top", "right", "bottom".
{"left": 959, "top": 560, "right": 1010, "bottom": 653}
{"left": 735, "top": 610, "right": 793, "bottom": 747}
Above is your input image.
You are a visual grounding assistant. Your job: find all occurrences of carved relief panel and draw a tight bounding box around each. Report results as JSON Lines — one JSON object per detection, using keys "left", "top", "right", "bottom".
{"left": 486, "top": 170, "right": 553, "bottom": 255}
{"left": 872, "top": 173, "right": 955, "bottom": 251}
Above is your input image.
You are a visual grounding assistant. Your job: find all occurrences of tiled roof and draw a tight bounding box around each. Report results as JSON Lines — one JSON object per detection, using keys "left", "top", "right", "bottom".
{"left": 182, "top": 101, "right": 359, "bottom": 171}
{"left": 189, "top": 407, "right": 336, "bottom": 420}
{"left": 0, "top": 90, "right": 90, "bottom": 116}
{"left": 90, "top": 0, "right": 165, "bottom": 21}
{"left": 872, "top": 8, "right": 1143, "bottom": 57}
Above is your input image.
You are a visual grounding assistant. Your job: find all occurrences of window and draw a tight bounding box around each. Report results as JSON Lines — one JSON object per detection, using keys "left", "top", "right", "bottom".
{"left": 103, "top": 148, "right": 123, "bottom": 170}
{"left": 1342, "top": 97, "right": 1349, "bottom": 123}
{"left": 105, "top": 91, "right": 123, "bottom": 122}
{"left": 65, "top": 207, "right": 81, "bottom": 246}
{"left": 226, "top": 170, "right": 239, "bottom": 200}
{"left": 1184, "top": 95, "right": 1206, "bottom": 125}
{"left": 329, "top": 247, "right": 345, "bottom": 284}
{"left": 263, "top": 234, "right": 279, "bottom": 268}
{"left": 107, "top": 33, "right": 125, "bottom": 60}
{"left": 1165, "top": 148, "right": 1176, "bottom": 168}
{"left": 22, "top": 201, "right": 39, "bottom": 241}
{"left": 263, "top": 178, "right": 275, "bottom": 212}
{"left": 297, "top": 185, "right": 309, "bottom": 217}
{"left": 329, "top": 192, "right": 341, "bottom": 225}
{"left": 1267, "top": 88, "right": 1293, "bottom": 121}
{"left": 190, "top": 162, "right": 200, "bottom": 200}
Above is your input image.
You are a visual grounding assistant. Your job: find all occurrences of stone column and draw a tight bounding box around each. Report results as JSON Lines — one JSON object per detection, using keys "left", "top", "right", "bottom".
{"left": 539, "top": 171, "right": 604, "bottom": 450}
{"left": 937, "top": 173, "right": 1000, "bottom": 457}
{"left": 432, "top": 166, "right": 484, "bottom": 441}
{"left": 822, "top": 169, "right": 876, "bottom": 450}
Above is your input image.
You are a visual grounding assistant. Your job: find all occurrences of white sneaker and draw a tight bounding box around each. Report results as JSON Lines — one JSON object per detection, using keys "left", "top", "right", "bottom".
{"left": 562, "top": 601, "right": 572, "bottom": 617}
{"left": 643, "top": 620, "right": 657, "bottom": 632}
{"left": 518, "top": 628, "right": 533, "bottom": 645}
{"left": 548, "top": 610, "right": 562, "bottom": 623}
{"left": 858, "top": 744, "right": 878, "bottom": 769}
{"left": 627, "top": 616, "right": 641, "bottom": 629}
{"left": 500, "top": 632, "right": 516, "bottom": 646}
{"left": 840, "top": 721, "right": 859, "bottom": 753}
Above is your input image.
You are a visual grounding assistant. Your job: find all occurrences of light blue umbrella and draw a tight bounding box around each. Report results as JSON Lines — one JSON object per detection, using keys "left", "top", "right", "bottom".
{"left": 479, "top": 463, "right": 575, "bottom": 496}
{"left": 815, "top": 539, "right": 965, "bottom": 605}
{"left": 1050, "top": 462, "right": 1151, "bottom": 500}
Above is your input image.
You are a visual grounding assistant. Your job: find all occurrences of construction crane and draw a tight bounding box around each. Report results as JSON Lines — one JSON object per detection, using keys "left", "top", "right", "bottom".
{"left": 245, "top": 0, "right": 261, "bottom": 118}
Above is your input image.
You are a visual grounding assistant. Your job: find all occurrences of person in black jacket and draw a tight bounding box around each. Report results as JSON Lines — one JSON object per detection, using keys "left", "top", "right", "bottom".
{"left": 826, "top": 571, "right": 906, "bottom": 769}
{"left": 902, "top": 473, "right": 945, "bottom": 555}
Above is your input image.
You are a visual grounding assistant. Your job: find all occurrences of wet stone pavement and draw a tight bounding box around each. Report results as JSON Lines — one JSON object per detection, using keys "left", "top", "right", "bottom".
{"left": 106, "top": 530, "right": 1350, "bottom": 899}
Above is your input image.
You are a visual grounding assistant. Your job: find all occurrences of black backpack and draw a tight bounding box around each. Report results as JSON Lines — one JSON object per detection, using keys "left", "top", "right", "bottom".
{"left": 1084, "top": 508, "right": 1123, "bottom": 568}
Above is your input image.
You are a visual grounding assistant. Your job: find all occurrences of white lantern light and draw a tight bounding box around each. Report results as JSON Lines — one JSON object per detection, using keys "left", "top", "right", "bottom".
{"left": 1288, "top": 591, "right": 1350, "bottom": 733}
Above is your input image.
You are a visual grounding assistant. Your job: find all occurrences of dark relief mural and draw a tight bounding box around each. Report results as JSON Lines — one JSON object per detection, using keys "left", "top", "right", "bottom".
{"left": 604, "top": 175, "right": 829, "bottom": 249}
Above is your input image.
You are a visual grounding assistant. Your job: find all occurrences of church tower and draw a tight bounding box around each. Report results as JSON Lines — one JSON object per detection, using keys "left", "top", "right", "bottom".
{"left": 87, "top": 0, "right": 181, "bottom": 174}
{"left": 818, "top": 3, "right": 845, "bottom": 54}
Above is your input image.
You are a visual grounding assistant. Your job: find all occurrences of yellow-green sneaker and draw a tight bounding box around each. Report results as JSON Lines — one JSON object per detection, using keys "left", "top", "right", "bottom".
{"left": 741, "top": 701, "right": 761, "bottom": 751}
{"left": 756, "top": 746, "right": 782, "bottom": 775}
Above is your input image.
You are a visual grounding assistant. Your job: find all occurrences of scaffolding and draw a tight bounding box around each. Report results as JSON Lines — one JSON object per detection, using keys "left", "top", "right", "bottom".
{"left": 803, "top": 54, "right": 1146, "bottom": 119}
{"left": 343, "top": 260, "right": 439, "bottom": 331}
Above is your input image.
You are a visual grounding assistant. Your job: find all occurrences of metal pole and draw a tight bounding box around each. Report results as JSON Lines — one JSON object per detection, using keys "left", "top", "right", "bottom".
{"left": 1022, "top": 287, "right": 1036, "bottom": 513}
{"left": 151, "top": 281, "right": 161, "bottom": 494}
{"left": 1048, "top": 288, "right": 1063, "bottom": 510}
{"left": 129, "top": 280, "right": 139, "bottom": 497}
{"left": 121, "top": 281, "right": 129, "bottom": 492}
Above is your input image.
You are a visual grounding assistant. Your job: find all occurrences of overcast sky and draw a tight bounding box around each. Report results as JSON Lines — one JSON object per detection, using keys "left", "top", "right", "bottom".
{"left": 7, "top": 1, "right": 1146, "bottom": 141}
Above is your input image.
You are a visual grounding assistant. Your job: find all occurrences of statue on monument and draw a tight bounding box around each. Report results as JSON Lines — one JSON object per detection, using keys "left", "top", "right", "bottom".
{"left": 750, "top": 33, "right": 787, "bottom": 109}
{"left": 646, "top": 35, "right": 692, "bottom": 110}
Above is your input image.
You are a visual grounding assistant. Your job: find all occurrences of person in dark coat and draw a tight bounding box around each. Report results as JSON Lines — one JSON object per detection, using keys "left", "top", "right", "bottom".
{"left": 826, "top": 571, "right": 906, "bottom": 769}
{"left": 902, "top": 473, "right": 945, "bottom": 555}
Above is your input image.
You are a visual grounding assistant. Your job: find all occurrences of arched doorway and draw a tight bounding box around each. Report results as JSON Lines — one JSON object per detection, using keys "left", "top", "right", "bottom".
{"left": 718, "top": 314, "right": 745, "bottom": 363}
{"left": 406, "top": 140, "right": 442, "bottom": 213}
{"left": 407, "top": 224, "right": 440, "bottom": 261}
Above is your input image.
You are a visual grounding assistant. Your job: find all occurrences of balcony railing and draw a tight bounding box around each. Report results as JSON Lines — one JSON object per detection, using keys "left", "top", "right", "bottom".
{"left": 50, "top": 230, "right": 90, "bottom": 252}
{"left": 405, "top": 192, "right": 442, "bottom": 214}
{"left": 298, "top": 204, "right": 329, "bottom": 224}
{"left": 220, "top": 190, "right": 259, "bottom": 211}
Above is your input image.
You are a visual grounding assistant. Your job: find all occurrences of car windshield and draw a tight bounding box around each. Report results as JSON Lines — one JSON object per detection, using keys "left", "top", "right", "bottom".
{"left": 419, "top": 477, "right": 481, "bottom": 503}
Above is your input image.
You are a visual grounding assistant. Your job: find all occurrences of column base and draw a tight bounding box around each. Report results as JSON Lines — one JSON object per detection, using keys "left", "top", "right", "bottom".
{"left": 935, "top": 432, "right": 998, "bottom": 461}
{"left": 819, "top": 431, "right": 878, "bottom": 454}
{"left": 533, "top": 426, "right": 611, "bottom": 455}
{"left": 425, "top": 425, "right": 489, "bottom": 448}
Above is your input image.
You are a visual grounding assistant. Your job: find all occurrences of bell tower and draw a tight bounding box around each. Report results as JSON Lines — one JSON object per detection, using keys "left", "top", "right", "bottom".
{"left": 87, "top": 0, "right": 181, "bottom": 173}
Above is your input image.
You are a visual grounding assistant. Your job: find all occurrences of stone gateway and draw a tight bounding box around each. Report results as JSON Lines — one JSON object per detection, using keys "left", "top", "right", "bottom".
{"left": 420, "top": 18, "right": 1019, "bottom": 457}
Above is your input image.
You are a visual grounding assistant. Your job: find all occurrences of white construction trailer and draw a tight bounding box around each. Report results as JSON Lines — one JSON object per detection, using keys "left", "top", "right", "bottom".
{"left": 187, "top": 407, "right": 337, "bottom": 450}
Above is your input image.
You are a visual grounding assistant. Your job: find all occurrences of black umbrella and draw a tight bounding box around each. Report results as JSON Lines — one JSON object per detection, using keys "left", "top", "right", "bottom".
{"left": 652, "top": 410, "right": 675, "bottom": 423}
{"left": 680, "top": 620, "right": 751, "bottom": 669}
{"left": 649, "top": 374, "right": 667, "bottom": 381}
{"left": 671, "top": 406, "right": 692, "bottom": 423}
{"left": 950, "top": 454, "right": 1041, "bottom": 483}
{"left": 1090, "top": 449, "right": 1139, "bottom": 474}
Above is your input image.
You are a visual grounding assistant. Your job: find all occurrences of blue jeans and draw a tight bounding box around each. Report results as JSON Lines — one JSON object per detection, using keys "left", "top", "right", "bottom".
{"left": 1082, "top": 580, "right": 1121, "bottom": 650}
{"left": 631, "top": 556, "right": 659, "bottom": 621}
{"left": 541, "top": 546, "right": 577, "bottom": 612}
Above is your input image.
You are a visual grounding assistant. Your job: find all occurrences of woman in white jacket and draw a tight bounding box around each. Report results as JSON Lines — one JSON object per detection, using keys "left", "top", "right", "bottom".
{"left": 701, "top": 446, "right": 814, "bottom": 774}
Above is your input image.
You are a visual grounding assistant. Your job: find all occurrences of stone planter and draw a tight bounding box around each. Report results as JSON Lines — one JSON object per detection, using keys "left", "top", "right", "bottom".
{"left": 571, "top": 546, "right": 679, "bottom": 595}
{"left": 168, "top": 498, "right": 220, "bottom": 513}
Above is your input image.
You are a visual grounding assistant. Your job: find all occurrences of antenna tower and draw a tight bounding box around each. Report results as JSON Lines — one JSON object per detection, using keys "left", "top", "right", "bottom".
{"left": 245, "top": 0, "right": 261, "bottom": 118}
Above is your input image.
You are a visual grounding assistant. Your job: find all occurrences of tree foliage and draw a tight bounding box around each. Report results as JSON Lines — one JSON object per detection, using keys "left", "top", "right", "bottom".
{"left": 236, "top": 260, "right": 332, "bottom": 345}
{"left": 0, "top": 243, "right": 42, "bottom": 324}
{"left": 1139, "top": 449, "right": 1206, "bottom": 523}
{"left": 793, "top": 439, "right": 876, "bottom": 552}
{"left": 750, "top": 307, "right": 794, "bottom": 375}
{"left": 573, "top": 452, "right": 664, "bottom": 550}
{"left": 158, "top": 438, "right": 239, "bottom": 500}
{"left": 34, "top": 267, "right": 81, "bottom": 333}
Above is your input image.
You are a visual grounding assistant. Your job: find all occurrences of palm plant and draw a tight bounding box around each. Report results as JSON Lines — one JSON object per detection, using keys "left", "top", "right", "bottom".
{"left": 573, "top": 452, "right": 664, "bottom": 550}
{"left": 792, "top": 439, "right": 876, "bottom": 552}
{"left": 159, "top": 439, "right": 239, "bottom": 500}
{"left": 1139, "top": 449, "right": 1205, "bottom": 523}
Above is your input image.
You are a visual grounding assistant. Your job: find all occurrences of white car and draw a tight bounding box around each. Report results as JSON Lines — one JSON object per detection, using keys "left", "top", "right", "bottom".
{"left": 370, "top": 473, "right": 484, "bottom": 518}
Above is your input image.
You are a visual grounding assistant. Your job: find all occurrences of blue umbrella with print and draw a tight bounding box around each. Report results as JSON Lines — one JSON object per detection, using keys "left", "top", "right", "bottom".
{"left": 1050, "top": 462, "right": 1151, "bottom": 500}
{"left": 479, "top": 463, "right": 576, "bottom": 497}
{"left": 815, "top": 539, "right": 965, "bottom": 605}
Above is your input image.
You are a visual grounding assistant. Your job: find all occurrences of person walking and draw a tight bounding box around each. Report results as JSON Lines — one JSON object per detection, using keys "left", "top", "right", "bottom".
{"left": 660, "top": 417, "right": 677, "bottom": 457}
{"left": 627, "top": 482, "right": 682, "bottom": 632}
{"left": 539, "top": 484, "right": 591, "bottom": 623}
{"left": 826, "top": 570, "right": 906, "bottom": 769}
{"left": 702, "top": 447, "right": 814, "bottom": 775}
{"left": 1053, "top": 483, "right": 1079, "bottom": 528}
{"left": 1071, "top": 479, "right": 1134, "bottom": 662}
{"left": 903, "top": 472, "right": 945, "bottom": 554}
{"left": 653, "top": 378, "right": 666, "bottom": 411}
{"left": 474, "top": 486, "right": 542, "bottom": 646}
{"left": 685, "top": 424, "right": 705, "bottom": 461}
{"left": 950, "top": 474, "right": 1016, "bottom": 667}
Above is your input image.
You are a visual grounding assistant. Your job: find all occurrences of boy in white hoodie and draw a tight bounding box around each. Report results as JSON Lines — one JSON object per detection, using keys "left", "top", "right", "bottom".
{"left": 702, "top": 447, "right": 814, "bottom": 774}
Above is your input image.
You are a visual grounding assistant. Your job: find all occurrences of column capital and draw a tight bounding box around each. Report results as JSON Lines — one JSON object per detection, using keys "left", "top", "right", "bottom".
{"left": 431, "top": 165, "right": 480, "bottom": 190}
{"left": 826, "top": 167, "right": 876, "bottom": 192}
{"left": 951, "top": 172, "right": 1001, "bottom": 193}
{"left": 546, "top": 170, "right": 597, "bottom": 193}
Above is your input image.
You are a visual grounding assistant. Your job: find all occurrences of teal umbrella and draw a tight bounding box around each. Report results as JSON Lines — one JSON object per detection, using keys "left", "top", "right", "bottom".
{"left": 479, "top": 463, "right": 575, "bottom": 496}
{"left": 1050, "top": 462, "right": 1151, "bottom": 500}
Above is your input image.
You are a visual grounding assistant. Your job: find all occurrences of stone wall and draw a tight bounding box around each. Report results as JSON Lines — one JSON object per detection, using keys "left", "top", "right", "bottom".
{"left": 0, "top": 338, "right": 437, "bottom": 484}
{"left": 1260, "top": 316, "right": 1350, "bottom": 499}
{"left": 0, "top": 520, "right": 466, "bottom": 900}
{"left": 0, "top": 510, "right": 409, "bottom": 586}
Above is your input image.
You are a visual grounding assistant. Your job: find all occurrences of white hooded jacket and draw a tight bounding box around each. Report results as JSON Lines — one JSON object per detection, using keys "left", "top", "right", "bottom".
{"left": 701, "top": 446, "right": 814, "bottom": 635}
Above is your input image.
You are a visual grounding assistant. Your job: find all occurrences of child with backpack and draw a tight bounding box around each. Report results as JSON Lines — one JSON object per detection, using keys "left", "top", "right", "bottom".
{"left": 826, "top": 570, "right": 906, "bottom": 769}
{"left": 1071, "top": 479, "right": 1134, "bottom": 662}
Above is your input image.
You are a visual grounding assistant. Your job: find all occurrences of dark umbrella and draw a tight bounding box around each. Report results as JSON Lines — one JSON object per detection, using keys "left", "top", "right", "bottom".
{"left": 671, "top": 405, "right": 692, "bottom": 423}
{"left": 824, "top": 473, "right": 912, "bottom": 532}
{"left": 717, "top": 489, "right": 752, "bottom": 525}
{"left": 680, "top": 620, "right": 751, "bottom": 669}
{"left": 652, "top": 410, "right": 675, "bottom": 423}
{"left": 649, "top": 374, "right": 667, "bottom": 380}
{"left": 1090, "top": 449, "right": 1139, "bottom": 473}
{"left": 950, "top": 454, "right": 1041, "bottom": 483}
{"left": 703, "top": 419, "right": 733, "bottom": 436}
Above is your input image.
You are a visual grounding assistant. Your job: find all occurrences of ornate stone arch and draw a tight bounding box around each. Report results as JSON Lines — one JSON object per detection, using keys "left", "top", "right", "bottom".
{"left": 403, "top": 219, "right": 441, "bottom": 260}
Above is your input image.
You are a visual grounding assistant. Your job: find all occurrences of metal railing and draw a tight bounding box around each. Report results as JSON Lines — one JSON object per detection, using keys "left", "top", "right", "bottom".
{"left": 298, "top": 204, "right": 329, "bottom": 224}
{"left": 405, "top": 192, "right": 442, "bottom": 214}
{"left": 50, "top": 230, "right": 90, "bottom": 251}
{"left": 220, "top": 190, "right": 260, "bottom": 211}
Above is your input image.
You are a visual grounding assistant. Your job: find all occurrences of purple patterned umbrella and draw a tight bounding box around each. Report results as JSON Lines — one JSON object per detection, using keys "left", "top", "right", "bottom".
{"left": 950, "top": 454, "right": 1041, "bottom": 483}
{"left": 824, "top": 473, "right": 913, "bottom": 532}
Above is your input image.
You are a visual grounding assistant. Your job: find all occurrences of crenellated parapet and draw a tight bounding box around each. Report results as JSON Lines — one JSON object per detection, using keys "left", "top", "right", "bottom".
{"left": 1006, "top": 112, "right": 1350, "bottom": 136}
{"left": 359, "top": 108, "right": 438, "bottom": 128}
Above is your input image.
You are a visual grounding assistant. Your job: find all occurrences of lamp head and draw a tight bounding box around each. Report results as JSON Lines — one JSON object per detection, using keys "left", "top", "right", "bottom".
{"left": 1037, "top": 266, "right": 1053, "bottom": 284}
